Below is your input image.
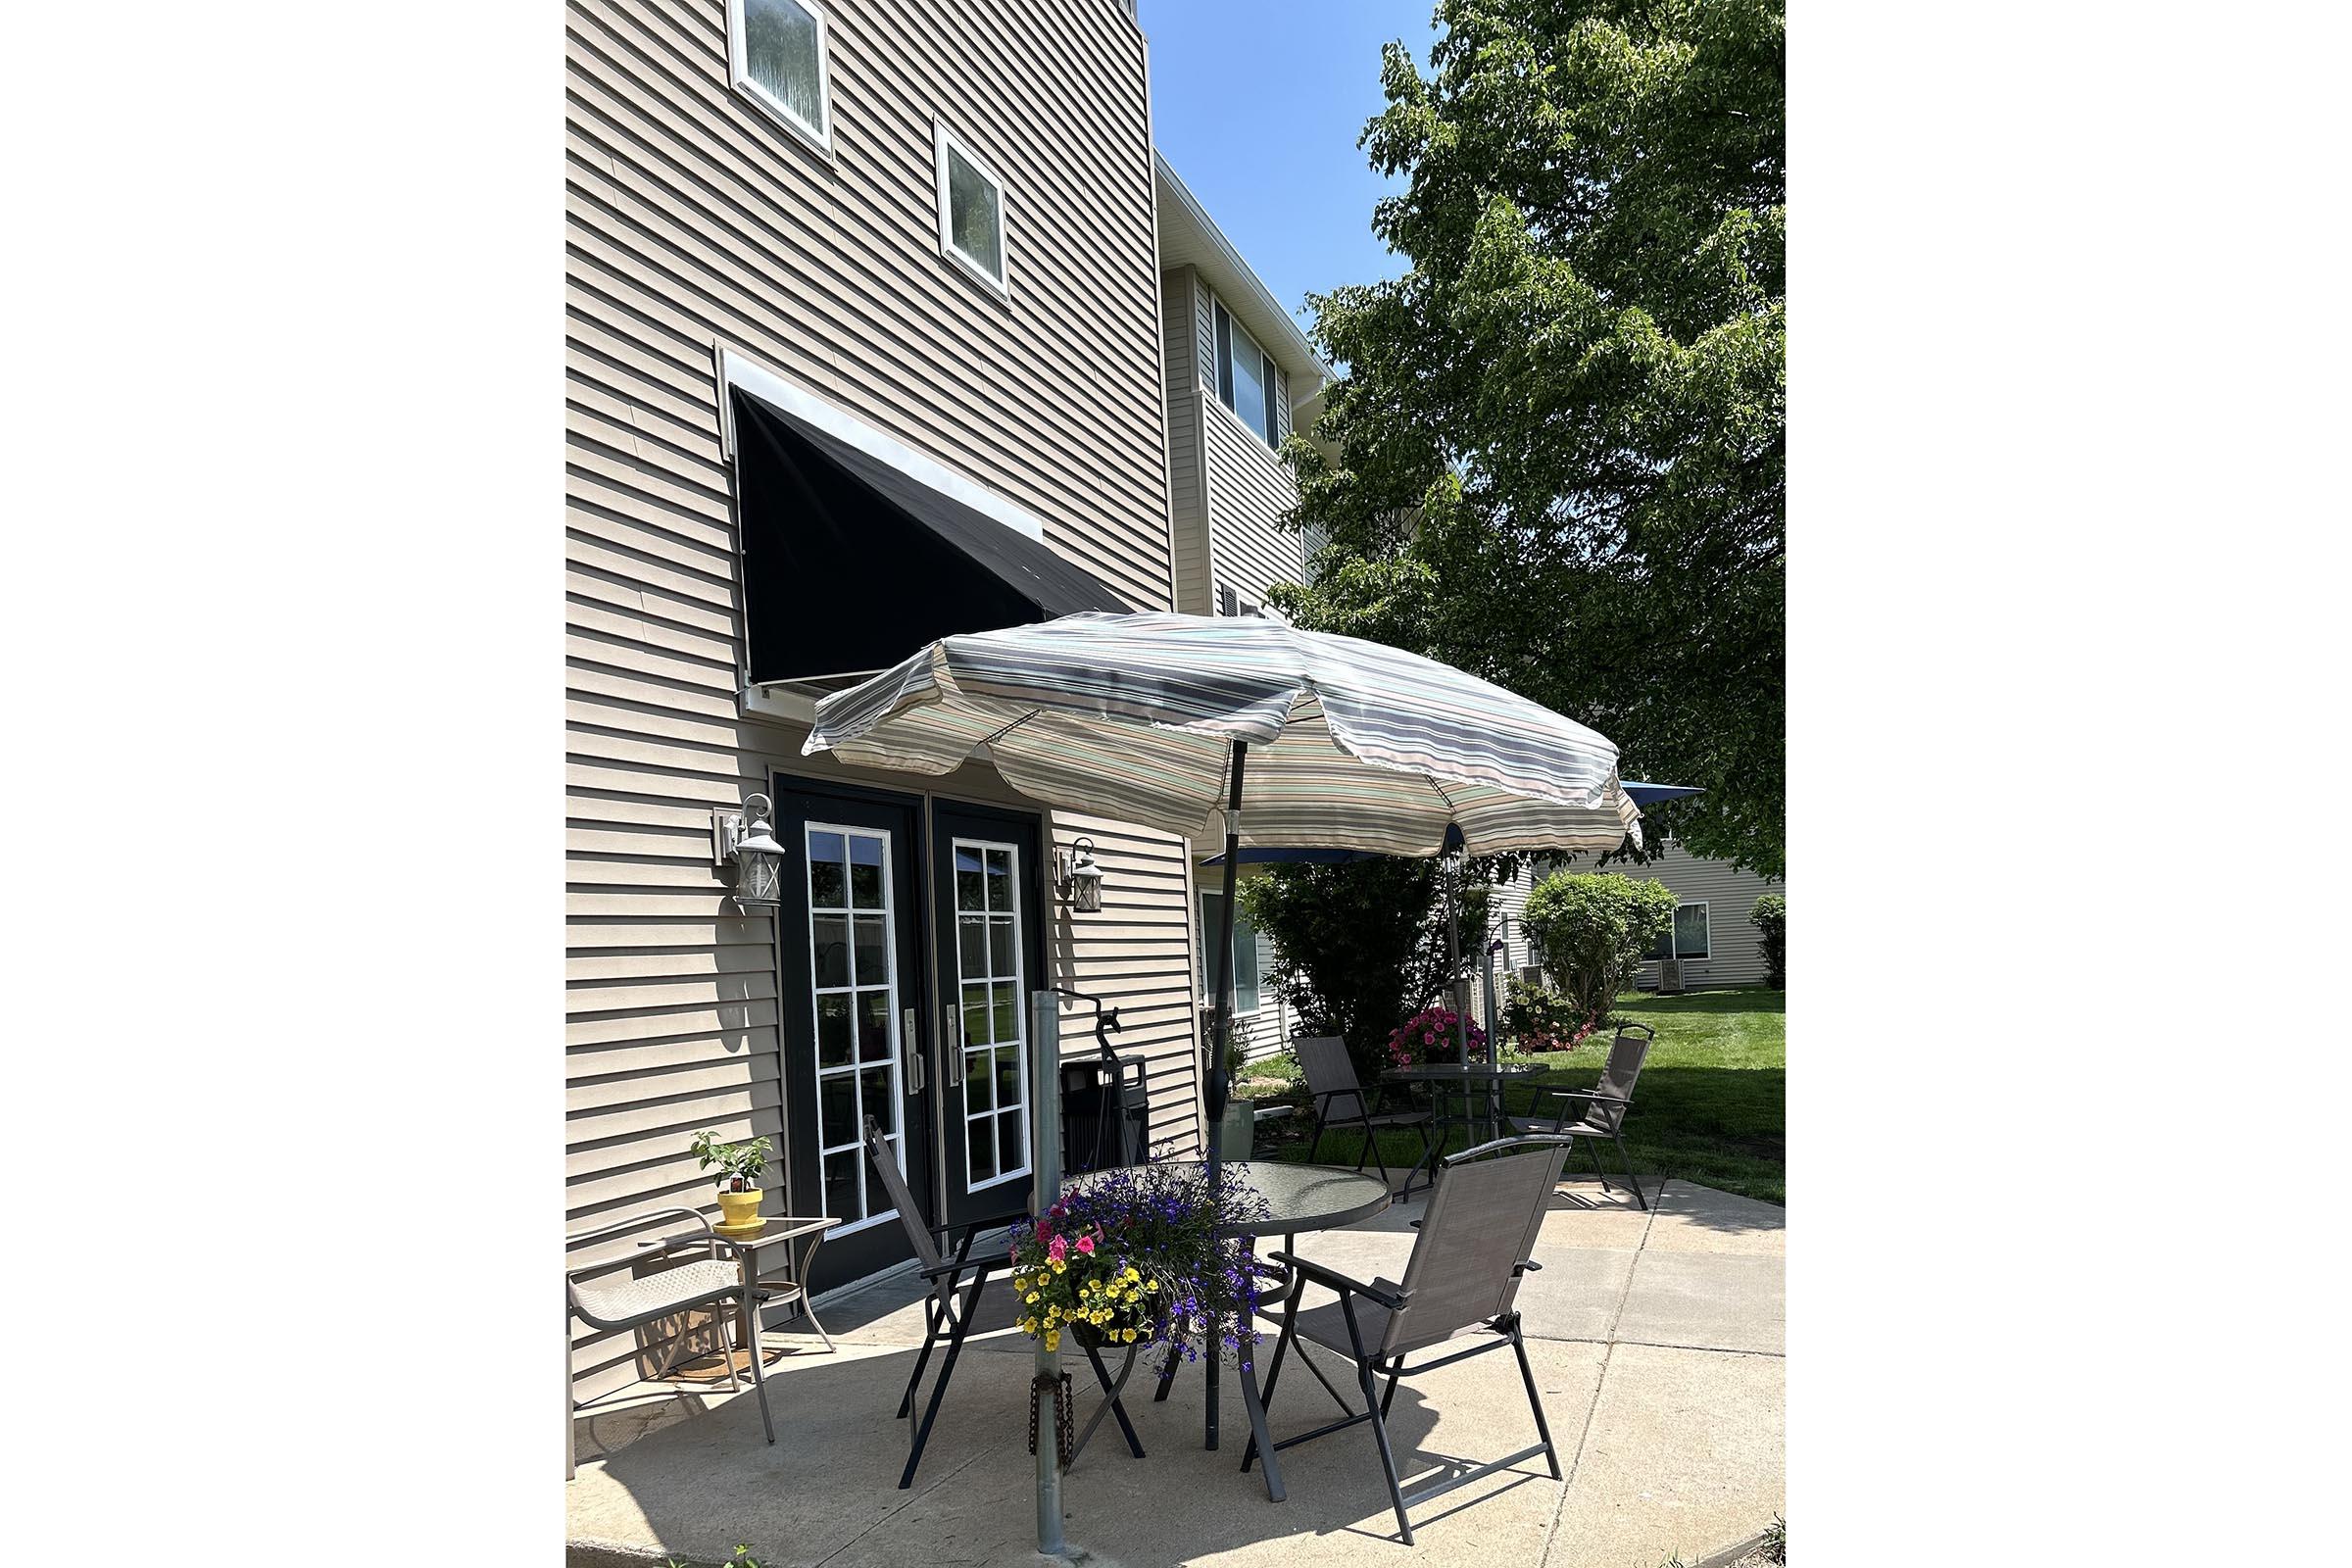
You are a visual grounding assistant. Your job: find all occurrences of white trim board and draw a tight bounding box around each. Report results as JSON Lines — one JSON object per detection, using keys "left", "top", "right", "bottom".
{"left": 715, "top": 345, "right": 1047, "bottom": 543}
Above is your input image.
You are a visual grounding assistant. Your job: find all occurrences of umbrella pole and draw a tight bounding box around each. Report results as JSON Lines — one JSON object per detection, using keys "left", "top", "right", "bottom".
{"left": 1204, "top": 736, "right": 1247, "bottom": 1449}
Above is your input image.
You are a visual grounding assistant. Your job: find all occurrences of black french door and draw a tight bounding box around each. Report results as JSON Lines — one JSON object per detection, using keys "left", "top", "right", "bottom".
{"left": 929, "top": 805, "right": 1047, "bottom": 1231}
{"left": 771, "top": 779, "right": 932, "bottom": 1294}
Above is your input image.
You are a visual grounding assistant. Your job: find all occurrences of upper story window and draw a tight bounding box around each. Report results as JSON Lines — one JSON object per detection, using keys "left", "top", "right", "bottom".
{"left": 728, "top": 0, "right": 831, "bottom": 151}
{"left": 1212, "top": 298, "right": 1276, "bottom": 447}
{"left": 934, "top": 123, "right": 1010, "bottom": 298}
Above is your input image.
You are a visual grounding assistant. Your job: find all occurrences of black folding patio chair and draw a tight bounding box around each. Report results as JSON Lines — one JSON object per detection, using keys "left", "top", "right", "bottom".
{"left": 1244, "top": 1136, "right": 1571, "bottom": 1544}
{"left": 861, "top": 1115, "right": 1146, "bottom": 1488}
{"left": 1295, "top": 1035, "right": 1434, "bottom": 1191}
{"left": 1504, "top": 1022, "right": 1655, "bottom": 1208}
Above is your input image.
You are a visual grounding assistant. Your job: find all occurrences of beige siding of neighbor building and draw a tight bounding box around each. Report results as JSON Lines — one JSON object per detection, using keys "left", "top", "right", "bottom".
{"left": 1617, "top": 842, "right": 1785, "bottom": 991}
{"left": 566, "top": 0, "right": 1196, "bottom": 1400}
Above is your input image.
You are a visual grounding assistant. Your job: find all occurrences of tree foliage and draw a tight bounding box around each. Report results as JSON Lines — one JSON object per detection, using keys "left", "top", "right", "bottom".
{"left": 1237, "top": 858, "right": 1490, "bottom": 1084}
{"left": 1521, "top": 871, "right": 1677, "bottom": 1028}
{"left": 1748, "top": 892, "right": 1786, "bottom": 988}
{"left": 1275, "top": 0, "right": 1785, "bottom": 876}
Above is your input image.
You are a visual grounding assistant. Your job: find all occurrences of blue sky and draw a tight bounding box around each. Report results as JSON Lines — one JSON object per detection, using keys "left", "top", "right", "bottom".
{"left": 1144, "top": 1, "right": 1438, "bottom": 339}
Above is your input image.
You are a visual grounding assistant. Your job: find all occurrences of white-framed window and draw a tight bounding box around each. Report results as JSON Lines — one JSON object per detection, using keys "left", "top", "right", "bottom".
{"left": 1197, "top": 888, "right": 1262, "bottom": 1012}
{"left": 933, "top": 122, "right": 1009, "bottom": 298}
{"left": 727, "top": 0, "right": 832, "bottom": 152}
{"left": 1648, "top": 901, "right": 1711, "bottom": 961}
{"left": 1212, "top": 297, "right": 1276, "bottom": 446}
{"left": 952, "top": 838, "right": 1031, "bottom": 1192}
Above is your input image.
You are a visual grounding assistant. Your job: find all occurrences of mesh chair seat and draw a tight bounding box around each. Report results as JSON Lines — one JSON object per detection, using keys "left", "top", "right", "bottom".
{"left": 569, "top": 1257, "right": 741, "bottom": 1330}
{"left": 1286, "top": 1277, "right": 1403, "bottom": 1356}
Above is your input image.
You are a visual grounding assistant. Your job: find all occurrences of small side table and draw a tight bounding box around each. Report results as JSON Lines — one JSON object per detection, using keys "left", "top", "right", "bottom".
{"left": 663, "top": 1213, "right": 837, "bottom": 1383}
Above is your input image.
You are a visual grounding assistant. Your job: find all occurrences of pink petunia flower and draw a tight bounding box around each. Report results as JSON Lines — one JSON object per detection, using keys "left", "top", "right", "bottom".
{"left": 1048, "top": 1235, "right": 1067, "bottom": 1261}
{"left": 1076, "top": 1235, "right": 1095, "bottom": 1255}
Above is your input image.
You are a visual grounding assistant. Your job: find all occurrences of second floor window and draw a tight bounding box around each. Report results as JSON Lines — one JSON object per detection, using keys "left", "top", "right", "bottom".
{"left": 1212, "top": 299, "right": 1276, "bottom": 446}
{"left": 729, "top": 0, "right": 831, "bottom": 150}
{"left": 935, "top": 123, "right": 1009, "bottom": 297}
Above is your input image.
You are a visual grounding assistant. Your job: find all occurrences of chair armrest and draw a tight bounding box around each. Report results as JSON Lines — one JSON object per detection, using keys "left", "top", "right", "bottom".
{"left": 1266, "top": 1250, "right": 1409, "bottom": 1311}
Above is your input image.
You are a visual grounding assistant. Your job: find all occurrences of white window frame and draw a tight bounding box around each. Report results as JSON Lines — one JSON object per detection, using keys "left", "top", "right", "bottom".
{"left": 1671, "top": 900, "right": 1711, "bottom": 961}
{"left": 804, "top": 820, "right": 906, "bottom": 1239}
{"left": 952, "top": 837, "right": 1032, "bottom": 1194}
{"left": 1212, "top": 295, "right": 1277, "bottom": 447}
{"left": 1196, "top": 887, "right": 1262, "bottom": 1013}
{"left": 726, "top": 0, "right": 833, "bottom": 155}
{"left": 932, "top": 122, "right": 1011, "bottom": 300}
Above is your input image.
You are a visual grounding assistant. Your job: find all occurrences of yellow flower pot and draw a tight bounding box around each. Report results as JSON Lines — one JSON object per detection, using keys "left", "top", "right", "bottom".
{"left": 715, "top": 1188, "right": 764, "bottom": 1230}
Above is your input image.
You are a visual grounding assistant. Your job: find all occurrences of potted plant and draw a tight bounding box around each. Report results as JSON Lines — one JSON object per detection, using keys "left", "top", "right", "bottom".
{"left": 690, "top": 1130, "right": 774, "bottom": 1231}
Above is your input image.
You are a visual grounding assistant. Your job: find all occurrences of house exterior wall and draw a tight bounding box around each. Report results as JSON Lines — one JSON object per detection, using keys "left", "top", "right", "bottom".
{"left": 1616, "top": 843, "right": 1785, "bottom": 991}
{"left": 565, "top": 0, "right": 1196, "bottom": 1399}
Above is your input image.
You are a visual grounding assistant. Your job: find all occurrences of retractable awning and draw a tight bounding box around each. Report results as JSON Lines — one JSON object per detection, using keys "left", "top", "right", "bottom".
{"left": 731, "top": 389, "right": 1130, "bottom": 685}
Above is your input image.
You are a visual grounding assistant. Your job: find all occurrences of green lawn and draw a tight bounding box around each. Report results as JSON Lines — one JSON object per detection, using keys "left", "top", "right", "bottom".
{"left": 1241, "top": 988, "right": 1786, "bottom": 1204}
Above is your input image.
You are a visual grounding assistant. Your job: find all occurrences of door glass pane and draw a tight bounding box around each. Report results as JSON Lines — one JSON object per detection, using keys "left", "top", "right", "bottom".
{"left": 857, "top": 990, "right": 893, "bottom": 1061}
{"left": 964, "top": 1048, "right": 994, "bottom": 1113}
{"left": 819, "top": 1074, "right": 856, "bottom": 1147}
{"left": 815, "top": 994, "right": 853, "bottom": 1066}
{"left": 859, "top": 1069, "right": 894, "bottom": 1139}
{"left": 853, "top": 915, "right": 887, "bottom": 984}
{"left": 849, "top": 833, "right": 884, "bottom": 908}
{"left": 822, "top": 1149, "right": 857, "bottom": 1225}
{"left": 808, "top": 831, "right": 846, "bottom": 906}
{"left": 811, "top": 914, "right": 849, "bottom": 987}
{"left": 953, "top": 838, "right": 1027, "bottom": 1190}
{"left": 743, "top": 0, "right": 825, "bottom": 135}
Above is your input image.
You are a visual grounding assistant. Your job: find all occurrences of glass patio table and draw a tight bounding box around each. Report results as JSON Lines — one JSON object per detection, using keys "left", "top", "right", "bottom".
{"left": 1062, "top": 1159, "right": 1391, "bottom": 1501}
{"left": 1381, "top": 1060, "right": 1544, "bottom": 1196}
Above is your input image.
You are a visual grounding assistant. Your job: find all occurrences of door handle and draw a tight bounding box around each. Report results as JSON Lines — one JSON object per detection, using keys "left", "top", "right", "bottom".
{"left": 902, "top": 1007, "right": 925, "bottom": 1093}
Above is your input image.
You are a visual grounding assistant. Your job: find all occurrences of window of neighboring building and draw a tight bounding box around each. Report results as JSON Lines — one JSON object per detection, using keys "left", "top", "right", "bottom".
{"left": 1197, "top": 889, "right": 1262, "bottom": 1012}
{"left": 1648, "top": 901, "right": 1711, "bottom": 961}
{"left": 934, "top": 123, "right": 1009, "bottom": 297}
{"left": 1212, "top": 298, "right": 1276, "bottom": 446}
{"left": 728, "top": 0, "right": 831, "bottom": 151}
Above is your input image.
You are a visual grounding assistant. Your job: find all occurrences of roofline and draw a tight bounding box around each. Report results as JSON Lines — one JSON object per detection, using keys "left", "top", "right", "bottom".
{"left": 1152, "top": 149, "right": 1333, "bottom": 394}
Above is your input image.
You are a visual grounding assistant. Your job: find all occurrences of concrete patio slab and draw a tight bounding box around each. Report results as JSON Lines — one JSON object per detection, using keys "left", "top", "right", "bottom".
{"left": 1613, "top": 1251, "right": 1784, "bottom": 1355}
{"left": 1642, "top": 1184, "right": 1786, "bottom": 1256}
{"left": 1544, "top": 1343, "right": 1784, "bottom": 1568}
{"left": 566, "top": 1176, "right": 1784, "bottom": 1568}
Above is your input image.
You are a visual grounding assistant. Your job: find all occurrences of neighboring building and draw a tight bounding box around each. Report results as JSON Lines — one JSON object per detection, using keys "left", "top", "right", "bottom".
{"left": 1152, "top": 153, "right": 1329, "bottom": 1062}
{"left": 565, "top": 0, "right": 1201, "bottom": 1401}
{"left": 1618, "top": 842, "right": 1785, "bottom": 991}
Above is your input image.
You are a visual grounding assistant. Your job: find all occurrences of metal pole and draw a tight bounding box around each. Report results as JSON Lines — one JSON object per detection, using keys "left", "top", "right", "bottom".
{"left": 1030, "top": 991, "right": 1064, "bottom": 1558}
{"left": 1449, "top": 854, "right": 1467, "bottom": 1068}
{"left": 1203, "top": 737, "right": 1248, "bottom": 1450}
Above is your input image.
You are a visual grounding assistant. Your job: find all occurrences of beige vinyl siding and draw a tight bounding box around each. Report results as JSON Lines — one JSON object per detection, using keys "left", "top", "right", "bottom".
{"left": 1614, "top": 843, "right": 1785, "bottom": 991}
{"left": 1161, "top": 266, "right": 1212, "bottom": 615}
{"left": 1200, "top": 393, "right": 1306, "bottom": 608}
{"left": 567, "top": 0, "right": 1188, "bottom": 1400}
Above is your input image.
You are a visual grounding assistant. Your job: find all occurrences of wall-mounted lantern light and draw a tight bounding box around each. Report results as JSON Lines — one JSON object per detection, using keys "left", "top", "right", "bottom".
{"left": 1054, "top": 837, "right": 1104, "bottom": 913}
{"left": 711, "top": 792, "right": 787, "bottom": 912}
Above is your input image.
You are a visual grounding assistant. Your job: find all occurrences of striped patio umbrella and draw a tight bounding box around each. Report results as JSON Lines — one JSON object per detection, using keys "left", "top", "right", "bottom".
{"left": 805, "top": 612, "right": 1640, "bottom": 1514}
{"left": 804, "top": 611, "right": 1641, "bottom": 1126}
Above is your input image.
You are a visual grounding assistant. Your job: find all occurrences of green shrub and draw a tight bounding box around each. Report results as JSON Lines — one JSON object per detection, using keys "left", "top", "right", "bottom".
{"left": 1499, "top": 977, "right": 1594, "bottom": 1054}
{"left": 1521, "top": 873, "right": 1677, "bottom": 1028}
{"left": 1749, "top": 894, "right": 1786, "bottom": 988}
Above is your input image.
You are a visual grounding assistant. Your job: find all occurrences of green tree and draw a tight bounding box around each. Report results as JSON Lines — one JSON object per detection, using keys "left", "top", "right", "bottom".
{"left": 1276, "top": 0, "right": 1785, "bottom": 875}
{"left": 1748, "top": 892, "right": 1786, "bottom": 988}
{"left": 1521, "top": 872, "right": 1678, "bottom": 1029}
{"left": 1237, "top": 858, "right": 1490, "bottom": 1084}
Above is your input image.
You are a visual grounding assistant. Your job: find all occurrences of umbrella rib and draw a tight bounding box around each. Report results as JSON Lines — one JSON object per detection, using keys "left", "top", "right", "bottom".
{"left": 978, "top": 710, "right": 1041, "bottom": 749}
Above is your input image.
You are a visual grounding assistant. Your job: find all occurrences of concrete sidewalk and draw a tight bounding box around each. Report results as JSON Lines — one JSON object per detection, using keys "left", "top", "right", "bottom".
{"left": 566, "top": 1176, "right": 1783, "bottom": 1568}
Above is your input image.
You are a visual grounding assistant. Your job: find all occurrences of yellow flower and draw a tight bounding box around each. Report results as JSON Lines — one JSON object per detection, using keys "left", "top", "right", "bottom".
{"left": 1121, "top": 1328, "right": 1137, "bottom": 1343}
{"left": 1052, "top": 1259, "right": 1066, "bottom": 1274}
{"left": 1025, "top": 1292, "right": 1039, "bottom": 1303}
{"left": 1044, "top": 1330, "right": 1060, "bottom": 1351}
